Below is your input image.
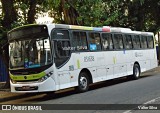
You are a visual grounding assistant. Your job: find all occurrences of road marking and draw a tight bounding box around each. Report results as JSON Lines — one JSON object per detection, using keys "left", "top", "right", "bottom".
{"left": 123, "top": 96, "right": 160, "bottom": 113}
{"left": 123, "top": 109, "right": 132, "bottom": 113}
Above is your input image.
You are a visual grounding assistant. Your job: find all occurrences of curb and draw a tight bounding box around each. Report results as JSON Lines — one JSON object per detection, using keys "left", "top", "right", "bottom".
{"left": 0, "top": 82, "right": 5, "bottom": 89}
{"left": 0, "top": 82, "right": 10, "bottom": 92}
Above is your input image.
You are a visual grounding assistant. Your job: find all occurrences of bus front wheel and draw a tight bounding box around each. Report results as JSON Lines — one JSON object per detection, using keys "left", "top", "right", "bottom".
{"left": 77, "top": 72, "right": 89, "bottom": 93}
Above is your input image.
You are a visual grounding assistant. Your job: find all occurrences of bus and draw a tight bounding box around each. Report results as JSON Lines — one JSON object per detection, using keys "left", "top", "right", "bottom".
{"left": 7, "top": 24, "right": 158, "bottom": 93}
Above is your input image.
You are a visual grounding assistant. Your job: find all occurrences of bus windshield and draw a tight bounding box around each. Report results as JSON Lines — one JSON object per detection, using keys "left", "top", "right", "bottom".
{"left": 9, "top": 37, "right": 52, "bottom": 69}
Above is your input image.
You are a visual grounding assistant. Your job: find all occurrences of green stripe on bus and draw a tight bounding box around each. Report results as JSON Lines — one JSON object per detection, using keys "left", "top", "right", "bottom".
{"left": 77, "top": 59, "right": 80, "bottom": 69}
{"left": 10, "top": 71, "right": 46, "bottom": 81}
{"left": 71, "top": 25, "right": 93, "bottom": 30}
{"left": 113, "top": 57, "right": 116, "bottom": 64}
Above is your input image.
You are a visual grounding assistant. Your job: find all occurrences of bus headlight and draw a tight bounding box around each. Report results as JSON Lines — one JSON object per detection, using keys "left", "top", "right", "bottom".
{"left": 38, "top": 71, "right": 53, "bottom": 82}
{"left": 11, "top": 79, "right": 17, "bottom": 84}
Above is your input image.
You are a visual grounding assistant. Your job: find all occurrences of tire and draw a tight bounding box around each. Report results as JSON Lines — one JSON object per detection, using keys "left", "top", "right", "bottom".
{"left": 77, "top": 72, "right": 89, "bottom": 93}
{"left": 132, "top": 64, "right": 141, "bottom": 79}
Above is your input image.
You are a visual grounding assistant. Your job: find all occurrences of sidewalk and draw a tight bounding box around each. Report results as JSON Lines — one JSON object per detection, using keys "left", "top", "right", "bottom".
{"left": 0, "top": 82, "right": 5, "bottom": 89}
{"left": 0, "top": 66, "right": 160, "bottom": 100}
{"left": 0, "top": 82, "right": 10, "bottom": 92}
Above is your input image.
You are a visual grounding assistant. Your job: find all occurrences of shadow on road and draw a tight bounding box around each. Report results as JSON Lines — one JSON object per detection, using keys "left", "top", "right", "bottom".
{"left": 0, "top": 93, "right": 39, "bottom": 103}
{"left": 24, "top": 75, "right": 153, "bottom": 102}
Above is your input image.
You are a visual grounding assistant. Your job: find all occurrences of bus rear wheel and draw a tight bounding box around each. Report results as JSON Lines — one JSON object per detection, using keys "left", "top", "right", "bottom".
{"left": 132, "top": 64, "right": 141, "bottom": 79}
{"left": 77, "top": 72, "right": 89, "bottom": 93}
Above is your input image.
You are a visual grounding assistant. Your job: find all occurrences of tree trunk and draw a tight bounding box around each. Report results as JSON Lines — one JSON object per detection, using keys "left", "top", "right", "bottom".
{"left": 61, "top": 0, "right": 79, "bottom": 25}
{"left": 1, "top": 0, "right": 17, "bottom": 29}
{"left": 1, "top": 0, "right": 17, "bottom": 88}
{"left": 27, "top": 0, "right": 37, "bottom": 24}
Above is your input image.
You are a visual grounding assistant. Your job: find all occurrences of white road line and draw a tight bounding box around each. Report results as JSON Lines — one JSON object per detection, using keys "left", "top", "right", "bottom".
{"left": 123, "top": 110, "right": 132, "bottom": 113}
{"left": 123, "top": 96, "right": 160, "bottom": 113}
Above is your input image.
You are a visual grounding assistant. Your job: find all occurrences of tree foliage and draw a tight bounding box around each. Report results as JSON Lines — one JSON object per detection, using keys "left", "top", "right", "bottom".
{"left": 0, "top": 0, "right": 159, "bottom": 32}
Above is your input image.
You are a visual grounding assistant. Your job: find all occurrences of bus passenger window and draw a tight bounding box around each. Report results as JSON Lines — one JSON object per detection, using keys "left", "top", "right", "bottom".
{"left": 88, "top": 33, "right": 101, "bottom": 51}
{"left": 114, "top": 34, "right": 124, "bottom": 49}
{"left": 141, "top": 36, "right": 148, "bottom": 49}
{"left": 124, "top": 35, "right": 133, "bottom": 49}
{"left": 102, "top": 33, "right": 113, "bottom": 50}
{"left": 72, "top": 31, "right": 88, "bottom": 51}
{"left": 133, "top": 35, "right": 141, "bottom": 49}
{"left": 103, "top": 40, "right": 109, "bottom": 49}
{"left": 147, "top": 36, "right": 154, "bottom": 48}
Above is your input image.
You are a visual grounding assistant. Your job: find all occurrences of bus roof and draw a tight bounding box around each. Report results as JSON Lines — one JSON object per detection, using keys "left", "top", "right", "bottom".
{"left": 47, "top": 24, "right": 153, "bottom": 34}
{"left": 50, "top": 24, "right": 111, "bottom": 32}
{"left": 9, "top": 23, "right": 153, "bottom": 35}
{"left": 141, "top": 32, "right": 154, "bottom": 36}
{"left": 47, "top": 24, "right": 133, "bottom": 33}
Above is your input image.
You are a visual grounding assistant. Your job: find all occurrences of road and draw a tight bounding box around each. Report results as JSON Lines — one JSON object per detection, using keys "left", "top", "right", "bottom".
{"left": 1, "top": 70, "right": 160, "bottom": 113}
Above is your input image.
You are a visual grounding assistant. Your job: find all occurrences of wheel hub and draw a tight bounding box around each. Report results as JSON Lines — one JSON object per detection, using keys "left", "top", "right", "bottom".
{"left": 135, "top": 67, "right": 139, "bottom": 77}
{"left": 80, "top": 77, "right": 87, "bottom": 89}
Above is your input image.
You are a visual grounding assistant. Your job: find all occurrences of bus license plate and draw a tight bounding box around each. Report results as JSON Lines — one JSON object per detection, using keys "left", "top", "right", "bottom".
{"left": 22, "top": 86, "right": 30, "bottom": 90}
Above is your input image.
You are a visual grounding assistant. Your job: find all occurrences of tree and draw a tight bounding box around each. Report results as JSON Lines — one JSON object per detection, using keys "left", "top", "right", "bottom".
{"left": 46, "top": 0, "right": 79, "bottom": 24}
{"left": 75, "top": 0, "right": 104, "bottom": 26}
{"left": 46, "top": 0, "right": 104, "bottom": 26}
{"left": 27, "top": 0, "right": 37, "bottom": 24}
{"left": 101, "top": 0, "right": 160, "bottom": 33}
{"left": 1, "top": 0, "right": 17, "bottom": 29}
{"left": 0, "top": 0, "right": 43, "bottom": 88}
{"left": 0, "top": 0, "right": 18, "bottom": 88}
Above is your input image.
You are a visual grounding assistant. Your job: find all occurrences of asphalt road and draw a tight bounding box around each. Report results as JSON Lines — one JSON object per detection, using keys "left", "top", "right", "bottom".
{"left": 1, "top": 71, "right": 160, "bottom": 113}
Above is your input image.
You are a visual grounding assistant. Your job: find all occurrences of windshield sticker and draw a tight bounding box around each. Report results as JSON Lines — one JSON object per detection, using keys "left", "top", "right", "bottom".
{"left": 29, "top": 64, "right": 40, "bottom": 68}
{"left": 24, "top": 58, "right": 29, "bottom": 68}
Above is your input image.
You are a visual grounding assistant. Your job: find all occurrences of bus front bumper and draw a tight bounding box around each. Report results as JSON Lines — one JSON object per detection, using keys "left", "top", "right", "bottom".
{"left": 10, "top": 77, "right": 56, "bottom": 93}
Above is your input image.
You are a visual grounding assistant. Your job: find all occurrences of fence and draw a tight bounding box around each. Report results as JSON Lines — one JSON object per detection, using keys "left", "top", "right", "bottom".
{"left": 0, "top": 56, "right": 7, "bottom": 82}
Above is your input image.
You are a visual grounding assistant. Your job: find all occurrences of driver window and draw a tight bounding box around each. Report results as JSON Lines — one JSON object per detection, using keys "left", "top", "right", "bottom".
{"left": 55, "top": 40, "right": 70, "bottom": 58}
{"left": 52, "top": 29, "right": 71, "bottom": 67}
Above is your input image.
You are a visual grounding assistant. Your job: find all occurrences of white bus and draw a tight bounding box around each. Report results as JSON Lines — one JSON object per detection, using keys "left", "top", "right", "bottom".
{"left": 8, "top": 24, "right": 157, "bottom": 93}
